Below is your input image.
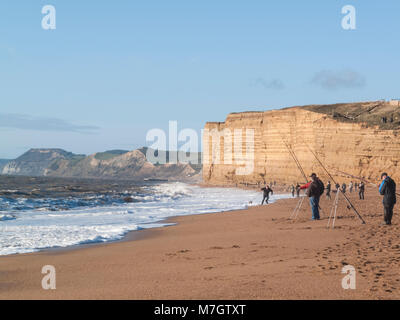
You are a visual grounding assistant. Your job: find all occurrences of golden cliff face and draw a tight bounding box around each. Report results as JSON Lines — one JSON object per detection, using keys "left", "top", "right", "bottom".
{"left": 203, "top": 106, "right": 400, "bottom": 186}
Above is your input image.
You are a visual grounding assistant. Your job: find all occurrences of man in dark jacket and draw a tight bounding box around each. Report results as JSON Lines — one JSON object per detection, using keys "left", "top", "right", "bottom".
{"left": 261, "top": 185, "right": 273, "bottom": 205}
{"left": 290, "top": 184, "right": 295, "bottom": 197}
{"left": 301, "top": 173, "right": 324, "bottom": 220}
{"left": 379, "top": 173, "right": 396, "bottom": 225}
{"left": 359, "top": 181, "right": 365, "bottom": 200}
{"left": 326, "top": 181, "right": 332, "bottom": 200}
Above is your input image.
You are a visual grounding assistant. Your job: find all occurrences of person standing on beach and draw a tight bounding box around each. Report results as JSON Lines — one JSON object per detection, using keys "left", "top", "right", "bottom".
{"left": 290, "top": 185, "right": 295, "bottom": 197}
{"left": 379, "top": 173, "right": 396, "bottom": 225}
{"left": 349, "top": 181, "right": 353, "bottom": 193}
{"left": 296, "top": 183, "right": 301, "bottom": 197}
{"left": 300, "top": 173, "right": 324, "bottom": 220}
{"left": 261, "top": 185, "right": 273, "bottom": 205}
{"left": 342, "top": 183, "right": 347, "bottom": 194}
{"left": 359, "top": 181, "right": 365, "bottom": 200}
{"left": 326, "top": 181, "right": 332, "bottom": 200}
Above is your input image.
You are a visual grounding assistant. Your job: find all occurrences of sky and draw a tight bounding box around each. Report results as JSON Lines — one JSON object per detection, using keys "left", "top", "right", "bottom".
{"left": 0, "top": 0, "right": 399, "bottom": 159}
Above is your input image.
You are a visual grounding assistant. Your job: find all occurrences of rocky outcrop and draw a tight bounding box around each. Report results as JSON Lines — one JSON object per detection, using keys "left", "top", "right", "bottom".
{"left": 203, "top": 101, "right": 400, "bottom": 186}
{"left": 2, "top": 148, "right": 201, "bottom": 182}
{"left": 2, "top": 149, "right": 82, "bottom": 176}
{"left": 46, "top": 149, "right": 199, "bottom": 181}
{"left": 0, "top": 160, "right": 10, "bottom": 173}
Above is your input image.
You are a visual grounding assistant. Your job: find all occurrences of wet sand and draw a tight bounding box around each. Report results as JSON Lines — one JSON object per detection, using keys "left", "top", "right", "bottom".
{"left": 0, "top": 187, "right": 398, "bottom": 300}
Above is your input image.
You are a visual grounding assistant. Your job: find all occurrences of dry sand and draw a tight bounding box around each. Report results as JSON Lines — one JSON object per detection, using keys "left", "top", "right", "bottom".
{"left": 0, "top": 187, "right": 399, "bottom": 300}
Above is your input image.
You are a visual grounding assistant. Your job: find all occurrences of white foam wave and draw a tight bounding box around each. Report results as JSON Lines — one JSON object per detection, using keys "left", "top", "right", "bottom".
{"left": 0, "top": 183, "right": 291, "bottom": 255}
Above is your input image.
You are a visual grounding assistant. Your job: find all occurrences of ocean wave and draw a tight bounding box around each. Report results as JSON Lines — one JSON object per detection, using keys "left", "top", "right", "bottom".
{"left": 0, "top": 183, "right": 291, "bottom": 255}
{"left": 0, "top": 214, "right": 16, "bottom": 221}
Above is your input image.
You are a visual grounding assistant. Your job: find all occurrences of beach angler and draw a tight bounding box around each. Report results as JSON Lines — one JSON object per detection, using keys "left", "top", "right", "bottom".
{"left": 300, "top": 173, "right": 324, "bottom": 220}
{"left": 326, "top": 181, "right": 332, "bottom": 200}
{"left": 295, "top": 183, "right": 301, "bottom": 197}
{"left": 290, "top": 184, "right": 295, "bottom": 197}
{"left": 379, "top": 172, "right": 397, "bottom": 225}
{"left": 358, "top": 181, "right": 365, "bottom": 200}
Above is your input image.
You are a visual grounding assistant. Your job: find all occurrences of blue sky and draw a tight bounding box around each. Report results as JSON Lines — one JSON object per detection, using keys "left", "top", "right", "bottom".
{"left": 1, "top": 0, "right": 399, "bottom": 158}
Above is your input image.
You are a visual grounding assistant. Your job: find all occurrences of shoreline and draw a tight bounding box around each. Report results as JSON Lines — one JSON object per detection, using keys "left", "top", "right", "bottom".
{"left": 1, "top": 183, "right": 290, "bottom": 258}
{"left": 2, "top": 192, "right": 291, "bottom": 258}
{"left": 1, "top": 186, "right": 398, "bottom": 299}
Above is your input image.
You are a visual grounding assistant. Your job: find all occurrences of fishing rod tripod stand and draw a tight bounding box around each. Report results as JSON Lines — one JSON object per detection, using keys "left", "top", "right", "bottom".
{"left": 326, "top": 189, "right": 353, "bottom": 229}
{"left": 289, "top": 195, "right": 306, "bottom": 220}
{"left": 289, "top": 193, "right": 327, "bottom": 221}
{"left": 327, "top": 190, "right": 340, "bottom": 229}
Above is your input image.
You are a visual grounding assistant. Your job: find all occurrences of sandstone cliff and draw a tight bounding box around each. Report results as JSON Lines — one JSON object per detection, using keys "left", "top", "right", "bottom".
{"left": 203, "top": 101, "right": 400, "bottom": 186}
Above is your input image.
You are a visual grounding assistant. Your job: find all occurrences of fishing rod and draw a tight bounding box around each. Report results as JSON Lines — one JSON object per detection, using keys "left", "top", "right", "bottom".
{"left": 281, "top": 136, "right": 309, "bottom": 220}
{"left": 329, "top": 168, "right": 376, "bottom": 186}
{"left": 301, "top": 140, "right": 366, "bottom": 224}
{"left": 281, "top": 137, "right": 308, "bottom": 183}
{"left": 330, "top": 168, "right": 400, "bottom": 197}
{"left": 281, "top": 136, "right": 326, "bottom": 217}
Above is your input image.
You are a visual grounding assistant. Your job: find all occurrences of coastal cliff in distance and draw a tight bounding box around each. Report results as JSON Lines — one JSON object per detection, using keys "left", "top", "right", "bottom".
{"left": 2, "top": 148, "right": 201, "bottom": 182}
{"left": 0, "top": 160, "right": 10, "bottom": 173}
{"left": 203, "top": 101, "right": 400, "bottom": 186}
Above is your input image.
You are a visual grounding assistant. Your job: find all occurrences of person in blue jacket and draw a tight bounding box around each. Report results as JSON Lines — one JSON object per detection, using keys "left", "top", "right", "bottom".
{"left": 379, "top": 173, "right": 397, "bottom": 225}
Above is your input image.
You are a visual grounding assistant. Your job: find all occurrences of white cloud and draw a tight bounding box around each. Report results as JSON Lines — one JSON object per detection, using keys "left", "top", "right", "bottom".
{"left": 311, "top": 69, "right": 366, "bottom": 90}
{"left": 0, "top": 113, "right": 99, "bottom": 133}
{"left": 252, "top": 78, "right": 285, "bottom": 90}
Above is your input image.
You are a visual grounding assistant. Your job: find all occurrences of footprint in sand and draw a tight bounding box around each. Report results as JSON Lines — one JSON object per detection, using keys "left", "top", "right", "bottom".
{"left": 166, "top": 253, "right": 177, "bottom": 257}
{"left": 210, "top": 246, "right": 224, "bottom": 250}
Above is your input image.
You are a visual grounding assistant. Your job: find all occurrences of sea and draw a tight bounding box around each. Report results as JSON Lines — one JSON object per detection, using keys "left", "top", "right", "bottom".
{"left": 0, "top": 182, "right": 291, "bottom": 256}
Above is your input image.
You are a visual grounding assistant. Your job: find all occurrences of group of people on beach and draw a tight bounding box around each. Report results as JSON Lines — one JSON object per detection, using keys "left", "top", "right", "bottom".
{"left": 325, "top": 181, "right": 365, "bottom": 200}
{"left": 262, "top": 172, "right": 397, "bottom": 225}
{"left": 289, "top": 180, "right": 366, "bottom": 201}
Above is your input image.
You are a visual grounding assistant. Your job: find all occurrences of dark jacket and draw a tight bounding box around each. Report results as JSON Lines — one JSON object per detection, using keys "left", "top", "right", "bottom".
{"left": 306, "top": 178, "right": 324, "bottom": 198}
{"left": 261, "top": 187, "right": 273, "bottom": 197}
{"left": 326, "top": 183, "right": 331, "bottom": 193}
{"left": 379, "top": 177, "right": 396, "bottom": 206}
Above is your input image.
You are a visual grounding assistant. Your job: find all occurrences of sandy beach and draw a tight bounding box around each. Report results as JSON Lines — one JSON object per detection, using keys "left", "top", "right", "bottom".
{"left": 0, "top": 187, "right": 399, "bottom": 300}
